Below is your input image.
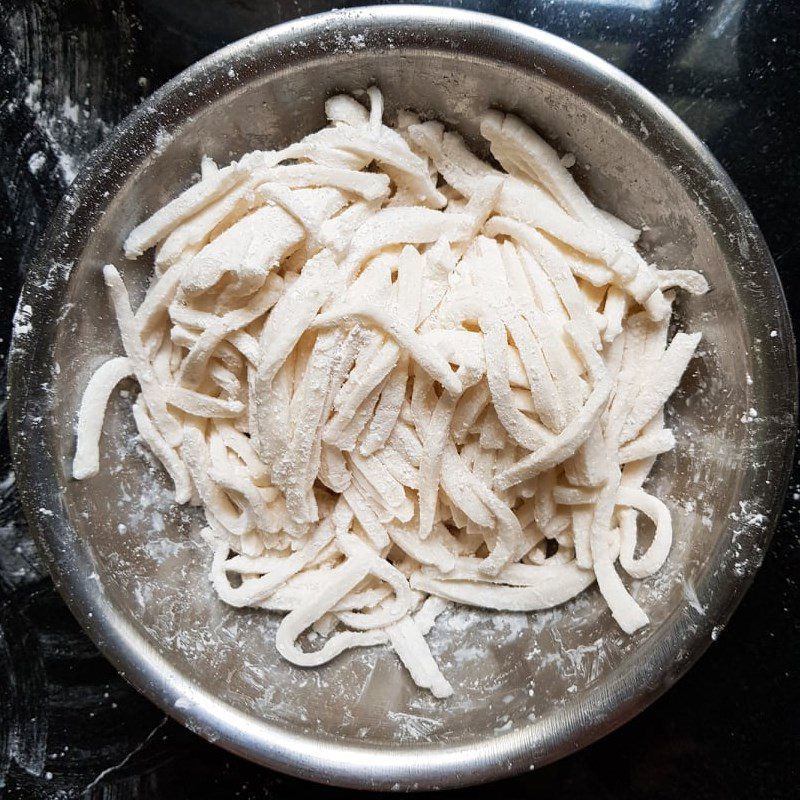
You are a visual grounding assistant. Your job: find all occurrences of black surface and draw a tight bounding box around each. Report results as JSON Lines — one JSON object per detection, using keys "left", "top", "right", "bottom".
{"left": 1, "top": 1, "right": 798, "bottom": 797}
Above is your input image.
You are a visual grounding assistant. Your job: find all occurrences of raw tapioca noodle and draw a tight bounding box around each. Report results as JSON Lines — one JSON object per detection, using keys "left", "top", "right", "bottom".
{"left": 73, "top": 87, "right": 707, "bottom": 697}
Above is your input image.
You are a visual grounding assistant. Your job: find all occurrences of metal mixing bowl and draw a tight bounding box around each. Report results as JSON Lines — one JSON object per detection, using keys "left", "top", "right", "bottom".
{"left": 8, "top": 5, "right": 797, "bottom": 790}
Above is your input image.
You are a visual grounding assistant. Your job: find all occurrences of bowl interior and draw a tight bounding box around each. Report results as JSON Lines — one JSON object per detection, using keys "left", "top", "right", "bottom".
{"left": 12, "top": 10, "right": 795, "bottom": 786}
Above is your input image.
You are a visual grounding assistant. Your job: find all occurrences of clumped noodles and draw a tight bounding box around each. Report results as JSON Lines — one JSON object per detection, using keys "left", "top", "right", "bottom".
{"left": 73, "top": 88, "right": 706, "bottom": 697}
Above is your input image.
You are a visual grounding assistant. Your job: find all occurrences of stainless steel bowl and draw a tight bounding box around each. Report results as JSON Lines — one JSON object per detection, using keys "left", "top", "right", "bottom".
{"left": 8, "top": 5, "right": 797, "bottom": 790}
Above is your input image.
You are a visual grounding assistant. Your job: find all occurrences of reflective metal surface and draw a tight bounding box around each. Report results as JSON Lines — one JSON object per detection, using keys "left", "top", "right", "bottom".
{"left": 7, "top": 6, "right": 797, "bottom": 790}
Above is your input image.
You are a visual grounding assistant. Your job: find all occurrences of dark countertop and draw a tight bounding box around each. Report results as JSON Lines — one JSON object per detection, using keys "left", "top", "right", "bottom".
{"left": 0, "top": 1, "right": 797, "bottom": 797}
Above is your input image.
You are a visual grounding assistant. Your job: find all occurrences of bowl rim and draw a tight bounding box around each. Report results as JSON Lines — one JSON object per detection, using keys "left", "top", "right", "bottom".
{"left": 7, "top": 4, "right": 798, "bottom": 790}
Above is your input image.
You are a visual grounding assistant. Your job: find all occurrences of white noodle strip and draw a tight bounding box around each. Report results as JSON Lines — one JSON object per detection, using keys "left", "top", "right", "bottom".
{"left": 367, "top": 85, "right": 384, "bottom": 138}
{"left": 522, "top": 274, "right": 587, "bottom": 402}
{"left": 131, "top": 398, "right": 192, "bottom": 504}
{"left": 312, "top": 304, "right": 463, "bottom": 395}
{"left": 499, "top": 241, "right": 566, "bottom": 430}
{"left": 211, "top": 516, "right": 335, "bottom": 607}
{"left": 571, "top": 258, "right": 616, "bottom": 287}
{"left": 388, "top": 522, "right": 455, "bottom": 573}
{"left": 481, "top": 311, "right": 553, "bottom": 450}
{"left": 408, "top": 123, "right": 612, "bottom": 261}
{"left": 414, "top": 596, "right": 450, "bottom": 635}
{"left": 605, "top": 313, "right": 649, "bottom": 442}
{"left": 360, "top": 355, "right": 409, "bottom": 456}
{"left": 617, "top": 487, "right": 673, "bottom": 578}
{"left": 340, "top": 207, "right": 469, "bottom": 283}
{"left": 134, "top": 257, "right": 190, "bottom": 337}
{"left": 289, "top": 333, "right": 348, "bottom": 520}
{"left": 227, "top": 330, "right": 259, "bottom": 364}
{"left": 485, "top": 116, "right": 668, "bottom": 312}
{"left": 442, "top": 442, "right": 521, "bottom": 576}
{"left": 200, "top": 156, "right": 218, "bottom": 179}
{"left": 182, "top": 425, "right": 249, "bottom": 536}
{"left": 259, "top": 186, "right": 348, "bottom": 250}
{"left": 422, "top": 329, "right": 526, "bottom": 387}
{"left": 335, "top": 533, "right": 414, "bottom": 628}
{"left": 325, "top": 340, "right": 399, "bottom": 442}
{"left": 156, "top": 182, "right": 253, "bottom": 269}
{"left": 325, "top": 94, "right": 369, "bottom": 127}
{"left": 254, "top": 250, "right": 337, "bottom": 463}
{"left": 572, "top": 506, "right": 594, "bottom": 569}
{"left": 217, "top": 423, "right": 269, "bottom": 483}
{"left": 485, "top": 217, "right": 600, "bottom": 348}
{"left": 482, "top": 115, "right": 655, "bottom": 291}
{"left": 390, "top": 421, "right": 423, "bottom": 466}
{"left": 479, "top": 406, "right": 506, "bottom": 449}
{"left": 180, "top": 205, "right": 302, "bottom": 296}
{"left": 261, "top": 164, "right": 390, "bottom": 201}
{"left": 564, "top": 425, "right": 610, "bottom": 487}
{"left": 554, "top": 485, "right": 601, "bottom": 505}
{"left": 318, "top": 444, "right": 351, "bottom": 492}
{"left": 495, "top": 375, "right": 611, "bottom": 490}
{"left": 348, "top": 450, "right": 409, "bottom": 520}
{"left": 657, "top": 269, "right": 709, "bottom": 295}
{"left": 103, "top": 265, "right": 182, "bottom": 446}
{"left": 387, "top": 615, "right": 453, "bottom": 698}
{"left": 619, "top": 332, "right": 701, "bottom": 443}
{"left": 343, "top": 485, "right": 390, "bottom": 549}
{"left": 318, "top": 200, "right": 381, "bottom": 256}
{"left": 335, "top": 380, "right": 386, "bottom": 454}
{"left": 590, "top": 466, "right": 648, "bottom": 633}
{"left": 281, "top": 140, "right": 368, "bottom": 170}
{"left": 439, "top": 442, "right": 494, "bottom": 529}
{"left": 295, "top": 125, "right": 445, "bottom": 207}
{"left": 208, "top": 362, "right": 240, "bottom": 396}
{"left": 72, "top": 356, "right": 132, "bottom": 479}
{"left": 124, "top": 163, "right": 246, "bottom": 258}
{"left": 396, "top": 244, "right": 425, "bottom": 327}
{"left": 150, "top": 334, "right": 172, "bottom": 383}
{"left": 166, "top": 386, "right": 243, "bottom": 418}
{"left": 276, "top": 558, "right": 387, "bottom": 667}
{"left": 265, "top": 581, "right": 392, "bottom": 614}
{"left": 480, "top": 111, "right": 612, "bottom": 233}
{"left": 452, "top": 381, "right": 491, "bottom": 444}
{"left": 377, "top": 443, "right": 418, "bottom": 489}
{"left": 618, "top": 428, "right": 676, "bottom": 463}
{"left": 411, "top": 563, "right": 594, "bottom": 611}
{"left": 417, "top": 390, "right": 458, "bottom": 540}
{"left": 423, "top": 556, "right": 582, "bottom": 585}
{"left": 602, "top": 285, "right": 627, "bottom": 343}
{"left": 209, "top": 464, "right": 282, "bottom": 535}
